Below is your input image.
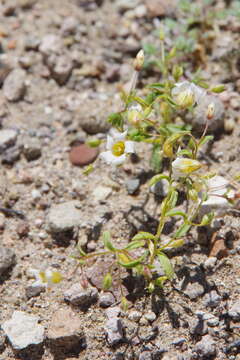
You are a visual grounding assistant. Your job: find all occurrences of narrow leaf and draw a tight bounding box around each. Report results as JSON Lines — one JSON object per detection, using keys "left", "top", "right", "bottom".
{"left": 132, "top": 232, "right": 156, "bottom": 241}
{"left": 157, "top": 252, "right": 174, "bottom": 280}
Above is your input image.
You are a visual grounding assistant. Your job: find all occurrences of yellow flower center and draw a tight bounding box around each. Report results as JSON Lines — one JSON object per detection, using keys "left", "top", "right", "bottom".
{"left": 177, "top": 90, "right": 195, "bottom": 108}
{"left": 180, "top": 159, "right": 201, "bottom": 173}
{"left": 112, "top": 141, "right": 125, "bottom": 157}
{"left": 39, "top": 271, "right": 47, "bottom": 283}
{"left": 50, "top": 271, "right": 63, "bottom": 284}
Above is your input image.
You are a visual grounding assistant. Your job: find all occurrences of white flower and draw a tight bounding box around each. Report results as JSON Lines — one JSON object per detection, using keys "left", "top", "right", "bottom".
{"left": 194, "top": 95, "right": 224, "bottom": 131}
{"left": 172, "top": 157, "right": 202, "bottom": 179}
{"left": 28, "top": 268, "right": 63, "bottom": 288}
{"left": 100, "top": 129, "right": 135, "bottom": 166}
{"left": 172, "top": 81, "right": 206, "bottom": 108}
{"left": 199, "top": 175, "right": 234, "bottom": 216}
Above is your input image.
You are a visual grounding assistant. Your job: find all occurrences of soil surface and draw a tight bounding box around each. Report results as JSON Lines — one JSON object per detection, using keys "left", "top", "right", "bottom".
{"left": 0, "top": 0, "right": 240, "bottom": 360}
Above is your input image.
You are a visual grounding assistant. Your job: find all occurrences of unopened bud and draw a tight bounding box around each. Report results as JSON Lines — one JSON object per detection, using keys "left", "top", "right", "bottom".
{"left": 206, "top": 102, "right": 215, "bottom": 120}
{"left": 133, "top": 49, "right": 144, "bottom": 71}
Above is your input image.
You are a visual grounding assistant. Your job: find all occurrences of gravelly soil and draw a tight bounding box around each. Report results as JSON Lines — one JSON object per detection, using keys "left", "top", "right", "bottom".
{"left": 0, "top": 0, "right": 240, "bottom": 359}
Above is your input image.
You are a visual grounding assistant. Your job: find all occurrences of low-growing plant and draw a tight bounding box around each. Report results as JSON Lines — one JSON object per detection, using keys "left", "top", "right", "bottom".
{"left": 73, "top": 36, "right": 235, "bottom": 309}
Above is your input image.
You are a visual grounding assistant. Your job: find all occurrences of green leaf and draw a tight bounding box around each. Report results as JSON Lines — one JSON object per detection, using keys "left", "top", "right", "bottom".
{"left": 210, "top": 85, "right": 225, "bottom": 93}
{"left": 86, "top": 139, "right": 102, "bottom": 147}
{"left": 155, "top": 276, "right": 168, "bottom": 288}
{"left": 165, "top": 210, "right": 187, "bottom": 220}
{"left": 103, "top": 231, "right": 116, "bottom": 252}
{"left": 166, "top": 190, "right": 178, "bottom": 211}
{"left": 150, "top": 144, "right": 163, "bottom": 173}
{"left": 118, "top": 255, "right": 145, "bottom": 269}
{"left": 82, "top": 164, "right": 94, "bottom": 176}
{"left": 107, "top": 112, "right": 124, "bottom": 130}
{"left": 198, "top": 135, "right": 214, "bottom": 147}
{"left": 199, "top": 212, "right": 214, "bottom": 226}
{"left": 102, "top": 273, "right": 112, "bottom": 290}
{"left": 157, "top": 252, "right": 174, "bottom": 280}
{"left": 149, "top": 174, "right": 170, "bottom": 187}
{"left": 132, "top": 232, "right": 156, "bottom": 241}
{"left": 173, "top": 223, "right": 191, "bottom": 238}
{"left": 143, "top": 43, "right": 157, "bottom": 55}
{"left": 124, "top": 240, "right": 145, "bottom": 250}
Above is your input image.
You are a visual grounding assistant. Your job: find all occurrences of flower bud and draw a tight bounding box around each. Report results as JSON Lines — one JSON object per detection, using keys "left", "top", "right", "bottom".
{"left": 133, "top": 49, "right": 144, "bottom": 71}
{"left": 172, "top": 157, "right": 202, "bottom": 179}
{"left": 206, "top": 102, "right": 215, "bottom": 120}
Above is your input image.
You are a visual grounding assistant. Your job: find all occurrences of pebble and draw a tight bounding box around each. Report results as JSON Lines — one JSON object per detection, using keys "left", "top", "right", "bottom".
{"left": 99, "top": 292, "right": 115, "bottom": 308}
{"left": 2, "top": 311, "right": 44, "bottom": 350}
{"left": 144, "top": 311, "right": 156, "bottom": 322}
{"left": 51, "top": 55, "right": 74, "bottom": 85}
{"left": 105, "top": 306, "right": 121, "bottom": 320}
{"left": 31, "top": 189, "right": 41, "bottom": 201}
{"left": 0, "top": 246, "right": 16, "bottom": 276}
{"left": 64, "top": 283, "right": 98, "bottom": 309}
{"left": 0, "top": 213, "right": 5, "bottom": 230}
{"left": 189, "top": 317, "right": 208, "bottom": 336}
{"left": 151, "top": 179, "right": 169, "bottom": 197}
{"left": 47, "top": 308, "right": 85, "bottom": 350}
{"left": 228, "top": 300, "right": 240, "bottom": 321}
{"left": 39, "top": 34, "right": 63, "bottom": 57}
{"left": 145, "top": 0, "right": 176, "bottom": 17}
{"left": 25, "top": 284, "right": 45, "bottom": 298}
{"left": 61, "top": 16, "right": 78, "bottom": 35}
{"left": 92, "top": 185, "right": 112, "bottom": 203}
{"left": 203, "top": 257, "right": 217, "bottom": 270}
{"left": 3, "top": 69, "right": 26, "bottom": 102}
{"left": 47, "top": 200, "right": 82, "bottom": 234}
{"left": 24, "top": 35, "right": 40, "bottom": 50}
{"left": 203, "top": 290, "right": 221, "bottom": 308}
{"left": 105, "top": 318, "right": 124, "bottom": 346}
{"left": 139, "top": 351, "right": 152, "bottom": 360}
{"left": 193, "top": 335, "right": 216, "bottom": 359}
{"left": 128, "top": 310, "right": 142, "bottom": 322}
{"left": 209, "top": 237, "right": 228, "bottom": 259}
{"left": 126, "top": 178, "right": 140, "bottom": 195}
{"left": 23, "top": 139, "right": 42, "bottom": 161}
{"left": 69, "top": 144, "right": 98, "bottom": 166}
{"left": 1, "top": 145, "right": 21, "bottom": 164}
{"left": 183, "top": 282, "right": 205, "bottom": 300}
{"left": 0, "top": 129, "right": 18, "bottom": 153}
{"left": 172, "top": 337, "right": 186, "bottom": 346}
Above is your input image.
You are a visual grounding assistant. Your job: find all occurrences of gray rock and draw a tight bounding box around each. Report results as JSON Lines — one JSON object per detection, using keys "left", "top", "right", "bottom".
{"left": 23, "top": 139, "right": 41, "bottom": 161}
{"left": 64, "top": 283, "right": 98, "bottom": 308}
{"left": 3, "top": 69, "right": 26, "bottom": 102}
{"left": 0, "top": 330, "right": 6, "bottom": 352}
{"left": 139, "top": 351, "right": 152, "bottom": 360}
{"left": 25, "top": 284, "right": 45, "bottom": 298}
{"left": 99, "top": 292, "right": 115, "bottom": 308}
{"left": 1, "top": 145, "right": 21, "bottom": 164}
{"left": 0, "top": 129, "right": 18, "bottom": 153}
{"left": 183, "top": 282, "right": 205, "bottom": 300}
{"left": 105, "top": 318, "right": 124, "bottom": 346}
{"left": 189, "top": 318, "right": 208, "bottom": 336}
{"left": 105, "top": 306, "right": 121, "bottom": 320}
{"left": 206, "top": 316, "right": 219, "bottom": 327}
{"left": 24, "top": 35, "right": 40, "bottom": 50}
{"left": 47, "top": 200, "right": 82, "bottom": 234}
{"left": 172, "top": 337, "right": 186, "bottom": 346}
{"left": 92, "top": 185, "right": 112, "bottom": 203}
{"left": 144, "top": 311, "right": 156, "bottom": 322}
{"left": 193, "top": 335, "right": 216, "bottom": 359}
{"left": 228, "top": 300, "right": 240, "bottom": 321}
{"left": 128, "top": 310, "right": 142, "bottom": 322}
{"left": 60, "top": 17, "right": 78, "bottom": 35}
{"left": 0, "top": 246, "right": 16, "bottom": 276}
{"left": 1, "top": 311, "right": 44, "bottom": 350}
{"left": 126, "top": 178, "right": 140, "bottom": 195}
{"left": 151, "top": 178, "right": 169, "bottom": 197}
{"left": 39, "top": 34, "right": 63, "bottom": 57}
{"left": 47, "top": 308, "right": 84, "bottom": 350}
{"left": 203, "top": 290, "right": 221, "bottom": 308}
{"left": 51, "top": 55, "right": 74, "bottom": 85}
{"left": 203, "top": 257, "right": 217, "bottom": 270}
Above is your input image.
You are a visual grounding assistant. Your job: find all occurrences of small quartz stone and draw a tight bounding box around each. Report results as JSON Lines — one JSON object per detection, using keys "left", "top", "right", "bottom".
{"left": 69, "top": 144, "right": 98, "bottom": 166}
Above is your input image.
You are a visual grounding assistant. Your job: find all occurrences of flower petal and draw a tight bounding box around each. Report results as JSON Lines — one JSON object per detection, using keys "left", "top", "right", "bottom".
{"left": 125, "top": 141, "right": 135, "bottom": 153}
{"left": 110, "top": 129, "right": 127, "bottom": 142}
{"left": 106, "top": 135, "right": 114, "bottom": 150}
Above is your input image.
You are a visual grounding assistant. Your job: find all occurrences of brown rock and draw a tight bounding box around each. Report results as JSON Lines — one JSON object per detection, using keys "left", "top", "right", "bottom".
{"left": 47, "top": 308, "right": 85, "bottom": 351}
{"left": 69, "top": 144, "right": 98, "bottom": 166}
{"left": 209, "top": 233, "right": 228, "bottom": 259}
{"left": 145, "top": 0, "right": 177, "bottom": 17}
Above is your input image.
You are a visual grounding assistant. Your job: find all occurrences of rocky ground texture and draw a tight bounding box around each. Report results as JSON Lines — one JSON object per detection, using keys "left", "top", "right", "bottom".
{"left": 0, "top": 0, "right": 240, "bottom": 359}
